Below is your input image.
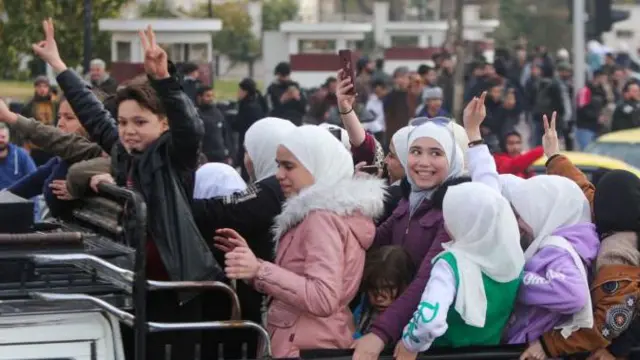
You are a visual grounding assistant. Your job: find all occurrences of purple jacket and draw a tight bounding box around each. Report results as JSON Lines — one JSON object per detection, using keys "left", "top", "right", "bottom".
{"left": 368, "top": 198, "right": 450, "bottom": 344}
{"left": 506, "top": 223, "right": 600, "bottom": 344}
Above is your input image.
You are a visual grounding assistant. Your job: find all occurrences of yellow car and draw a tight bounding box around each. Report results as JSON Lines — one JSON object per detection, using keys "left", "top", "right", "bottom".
{"left": 531, "top": 151, "right": 640, "bottom": 184}
{"left": 585, "top": 128, "right": 640, "bottom": 168}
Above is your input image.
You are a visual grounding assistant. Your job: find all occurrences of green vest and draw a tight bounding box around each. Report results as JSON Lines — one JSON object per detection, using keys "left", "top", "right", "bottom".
{"left": 432, "top": 252, "right": 521, "bottom": 348}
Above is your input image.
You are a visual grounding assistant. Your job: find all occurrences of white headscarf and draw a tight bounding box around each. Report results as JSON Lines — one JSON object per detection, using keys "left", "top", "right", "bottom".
{"left": 442, "top": 182, "right": 524, "bottom": 327}
{"left": 280, "top": 125, "right": 354, "bottom": 191}
{"left": 194, "top": 163, "right": 247, "bottom": 199}
{"left": 318, "top": 123, "right": 351, "bottom": 151}
{"left": 406, "top": 122, "right": 464, "bottom": 215}
{"left": 509, "top": 175, "right": 590, "bottom": 259}
{"left": 499, "top": 174, "right": 525, "bottom": 203}
{"left": 244, "top": 117, "right": 296, "bottom": 182}
{"left": 447, "top": 121, "right": 469, "bottom": 174}
{"left": 509, "top": 175, "right": 593, "bottom": 337}
{"left": 391, "top": 126, "right": 413, "bottom": 170}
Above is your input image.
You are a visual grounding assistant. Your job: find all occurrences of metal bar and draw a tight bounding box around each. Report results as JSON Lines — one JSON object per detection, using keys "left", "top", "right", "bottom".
{"left": 30, "top": 253, "right": 135, "bottom": 282}
{"left": 147, "top": 280, "right": 242, "bottom": 320}
{"left": 29, "top": 292, "right": 135, "bottom": 327}
{"left": 32, "top": 255, "right": 242, "bottom": 320}
{"left": 147, "top": 320, "right": 271, "bottom": 358}
{"left": 573, "top": 0, "right": 586, "bottom": 94}
{"left": 96, "top": 183, "right": 147, "bottom": 360}
{"left": 0, "top": 232, "right": 83, "bottom": 244}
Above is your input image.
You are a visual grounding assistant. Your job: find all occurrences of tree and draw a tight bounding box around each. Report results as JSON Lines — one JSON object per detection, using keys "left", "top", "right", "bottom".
{"left": 493, "top": 0, "right": 571, "bottom": 51}
{"left": 262, "top": 0, "right": 299, "bottom": 31}
{"left": 0, "top": 0, "right": 128, "bottom": 79}
{"left": 138, "top": 0, "right": 180, "bottom": 18}
{"left": 190, "top": 2, "right": 259, "bottom": 64}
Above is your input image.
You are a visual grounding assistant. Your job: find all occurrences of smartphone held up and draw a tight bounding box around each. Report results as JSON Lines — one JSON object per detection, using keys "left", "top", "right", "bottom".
{"left": 338, "top": 49, "right": 356, "bottom": 96}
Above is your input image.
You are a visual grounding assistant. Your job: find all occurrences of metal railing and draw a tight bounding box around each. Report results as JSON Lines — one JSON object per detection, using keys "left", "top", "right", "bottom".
{"left": 27, "top": 183, "right": 272, "bottom": 359}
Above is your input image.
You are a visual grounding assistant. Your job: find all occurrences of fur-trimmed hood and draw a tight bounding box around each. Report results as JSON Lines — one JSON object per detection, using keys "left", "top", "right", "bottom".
{"left": 271, "top": 176, "right": 387, "bottom": 244}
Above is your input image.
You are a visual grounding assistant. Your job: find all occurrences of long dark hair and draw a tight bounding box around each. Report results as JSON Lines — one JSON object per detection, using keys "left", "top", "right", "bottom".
{"left": 361, "top": 246, "right": 416, "bottom": 296}
{"left": 239, "top": 78, "right": 268, "bottom": 113}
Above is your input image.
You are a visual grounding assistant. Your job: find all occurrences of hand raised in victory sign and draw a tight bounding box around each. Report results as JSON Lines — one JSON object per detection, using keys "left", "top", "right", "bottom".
{"left": 542, "top": 111, "right": 560, "bottom": 158}
{"left": 138, "top": 25, "right": 170, "bottom": 80}
{"left": 31, "top": 18, "right": 67, "bottom": 73}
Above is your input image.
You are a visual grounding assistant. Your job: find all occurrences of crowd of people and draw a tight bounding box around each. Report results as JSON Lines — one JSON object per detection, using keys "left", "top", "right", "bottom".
{"left": 1, "top": 18, "right": 640, "bottom": 360}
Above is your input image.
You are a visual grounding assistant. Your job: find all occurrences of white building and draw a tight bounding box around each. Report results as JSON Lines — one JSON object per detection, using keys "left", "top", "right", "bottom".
{"left": 602, "top": 4, "right": 640, "bottom": 53}
{"left": 98, "top": 18, "right": 222, "bottom": 63}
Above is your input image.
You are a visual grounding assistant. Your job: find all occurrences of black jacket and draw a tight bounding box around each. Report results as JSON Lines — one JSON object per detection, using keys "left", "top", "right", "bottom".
{"left": 232, "top": 96, "right": 267, "bottom": 146}
{"left": 56, "top": 67, "right": 221, "bottom": 287}
{"left": 611, "top": 100, "right": 640, "bottom": 132}
{"left": 182, "top": 77, "right": 200, "bottom": 104}
{"left": 191, "top": 175, "right": 284, "bottom": 263}
{"left": 577, "top": 83, "right": 608, "bottom": 132}
{"left": 198, "top": 103, "right": 229, "bottom": 162}
{"left": 266, "top": 81, "right": 307, "bottom": 126}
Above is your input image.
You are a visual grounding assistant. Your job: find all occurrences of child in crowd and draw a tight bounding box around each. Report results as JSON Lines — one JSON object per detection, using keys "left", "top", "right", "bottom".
{"left": 353, "top": 246, "right": 417, "bottom": 339}
{"left": 395, "top": 182, "right": 524, "bottom": 360}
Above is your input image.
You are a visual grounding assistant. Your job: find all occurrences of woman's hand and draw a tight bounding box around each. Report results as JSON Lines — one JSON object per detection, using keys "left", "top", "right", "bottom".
{"left": 214, "top": 228, "right": 249, "bottom": 253}
{"left": 393, "top": 341, "right": 418, "bottom": 360}
{"left": 225, "top": 247, "right": 260, "bottom": 280}
{"left": 336, "top": 69, "right": 356, "bottom": 112}
{"left": 49, "top": 180, "right": 74, "bottom": 200}
{"left": 542, "top": 111, "right": 560, "bottom": 158}
{"left": 586, "top": 348, "right": 616, "bottom": 360}
{"left": 352, "top": 333, "right": 385, "bottom": 360}
{"left": 519, "top": 340, "right": 548, "bottom": 360}
{"left": 31, "top": 18, "right": 67, "bottom": 73}
{"left": 462, "top": 91, "right": 487, "bottom": 142}
{"left": 0, "top": 99, "right": 18, "bottom": 124}
{"left": 138, "top": 25, "right": 170, "bottom": 80}
{"left": 89, "top": 173, "right": 115, "bottom": 193}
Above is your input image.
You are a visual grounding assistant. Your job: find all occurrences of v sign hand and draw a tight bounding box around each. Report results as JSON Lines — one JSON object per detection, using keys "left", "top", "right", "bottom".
{"left": 139, "top": 26, "right": 170, "bottom": 80}
{"left": 32, "top": 18, "right": 67, "bottom": 73}
{"left": 542, "top": 111, "right": 560, "bottom": 158}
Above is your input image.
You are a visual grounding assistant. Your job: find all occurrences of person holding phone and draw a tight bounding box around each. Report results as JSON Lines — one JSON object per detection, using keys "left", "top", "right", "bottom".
{"left": 266, "top": 62, "right": 307, "bottom": 126}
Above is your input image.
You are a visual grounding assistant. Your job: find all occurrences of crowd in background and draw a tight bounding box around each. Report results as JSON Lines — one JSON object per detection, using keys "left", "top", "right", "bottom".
{"left": 2, "top": 18, "right": 640, "bottom": 360}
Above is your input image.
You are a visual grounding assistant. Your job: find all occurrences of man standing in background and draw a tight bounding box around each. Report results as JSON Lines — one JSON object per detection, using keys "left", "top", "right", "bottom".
{"left": 20, "top": 76, "right": 58, "bottom": 166}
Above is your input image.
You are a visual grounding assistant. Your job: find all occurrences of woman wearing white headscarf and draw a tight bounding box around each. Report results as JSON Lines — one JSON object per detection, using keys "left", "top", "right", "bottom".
{"left": 215, "top": 125, "right": 386, "bottom": 358}
{"left": 194, "top": 163, "right": 246, "bottom": 199}
{"left": 396, "top": 182, "right": 524, "bottom": 359}
{"left": 191, "top": 116, "right": 295, "bottom": 359}
{"left": 506, "top": 175, "right": 599, "bottom": 346}
{"left": 353, "top": 121, "right": 467, "bottom": 360}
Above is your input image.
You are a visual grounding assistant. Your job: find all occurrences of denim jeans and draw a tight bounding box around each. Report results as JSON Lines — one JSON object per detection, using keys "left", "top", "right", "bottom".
{"left": 575, "top": 128, "right": 597, "bottom": 150}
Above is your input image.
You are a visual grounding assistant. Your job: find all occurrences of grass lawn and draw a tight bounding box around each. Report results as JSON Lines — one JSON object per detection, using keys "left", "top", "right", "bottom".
{"left": 0, "top": 79, "right": 250, "bottom": 103}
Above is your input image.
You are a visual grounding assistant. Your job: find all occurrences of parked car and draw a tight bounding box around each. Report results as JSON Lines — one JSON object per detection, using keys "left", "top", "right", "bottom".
{"left": 585, "top": 128, "right": 640, "bottom": 168}
{"left": 531, "top": 151, "right": 640, "bottom": 185}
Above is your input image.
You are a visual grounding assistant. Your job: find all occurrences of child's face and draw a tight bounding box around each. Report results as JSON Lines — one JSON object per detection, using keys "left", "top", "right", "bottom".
{"left": 367, "top": 288, "right": 398, "bottom": 311}
{"left": 117, "top": 100, "right": 168, "bottom": 153}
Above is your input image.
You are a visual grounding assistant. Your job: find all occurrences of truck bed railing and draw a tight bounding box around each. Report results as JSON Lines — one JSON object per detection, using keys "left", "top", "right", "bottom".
{"left": 26, "top": 183, "right": 272, "bottom": 359}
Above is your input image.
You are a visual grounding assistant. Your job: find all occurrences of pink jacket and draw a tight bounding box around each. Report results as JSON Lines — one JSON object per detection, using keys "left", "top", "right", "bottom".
{"left": 253, "top": 177, "right": 386, "bottom": 358}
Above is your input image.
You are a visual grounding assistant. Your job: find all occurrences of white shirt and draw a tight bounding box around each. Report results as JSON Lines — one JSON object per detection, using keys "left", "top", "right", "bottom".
{"left": 364, "top": 94, "right": 386, "bottom": 134}
{"left": 402, "top": 260, "right": 456, "bottom": 353}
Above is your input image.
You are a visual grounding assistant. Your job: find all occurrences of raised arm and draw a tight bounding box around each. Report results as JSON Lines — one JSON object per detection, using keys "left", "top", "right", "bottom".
{"left": 31, "top": 19, "right": 119, "bottom": 153}
{"left": 463, "top": 92, "right": 501, "bottom": 192}
{"left": 140, "top": 26, "right": 204, "bottom": 171}
{"left": 542, "top": 112, "right": 595, "bottom": 219}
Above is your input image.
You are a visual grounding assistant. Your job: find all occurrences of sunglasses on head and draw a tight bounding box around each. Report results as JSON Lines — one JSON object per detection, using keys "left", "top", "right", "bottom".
{"left": 409, "top": 116, "right": 450, "bottom": 127}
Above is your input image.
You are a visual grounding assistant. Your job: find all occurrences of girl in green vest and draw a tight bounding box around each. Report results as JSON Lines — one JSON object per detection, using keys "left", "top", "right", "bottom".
{"left": 395, "top": 182, "right": 525, "bottom": 360}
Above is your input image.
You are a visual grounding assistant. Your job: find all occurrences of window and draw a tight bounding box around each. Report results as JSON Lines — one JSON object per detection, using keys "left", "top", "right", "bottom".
{"left": 189, "top": 43, "right": 208, "bottom": 63}
{"left": 390, "top": 35, "right": 419, "bottom": 47}
{"left": 297, "top": 39, "right": 336, "bottom": 54}
{"left": 116, "top": 41, "right": 131, "bottom": 62}
{"left": 616, "top": 30, "right": 634, "bottom": 39}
